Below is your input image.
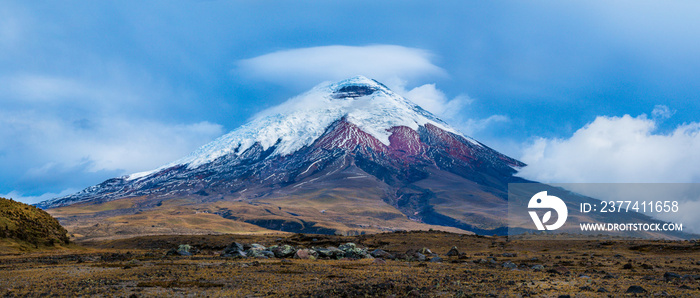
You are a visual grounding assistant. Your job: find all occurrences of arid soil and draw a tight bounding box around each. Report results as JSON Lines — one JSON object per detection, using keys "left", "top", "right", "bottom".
{"left": 1, "top": 231, "right": 698, "bottom": 297}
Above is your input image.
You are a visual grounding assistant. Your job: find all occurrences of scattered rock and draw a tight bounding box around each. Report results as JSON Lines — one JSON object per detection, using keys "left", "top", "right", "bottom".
{"left": 339, "top": 242, "right": 369, "bottom": 259}
{"left": 557, "top": 295, "right": 571, "bottom": 298}
{"left": 404, "top": 249, "right": 427, "bottom": 262}
{"left": 622, "top": 263, "right": 633, "bottom": 269}
{"left": 271, "top": 245, "right": 296, "bottom": 258}
{"left": 547, "top": 266, "right": 569, "bottom": 275}
{"left": 370, "top": 249, "right": 394, "bottom": 259}
{"left": 245, "top": 244, "right": 270, "bottom": 258}
{"left": 294, "top": 248, "right": 317, "bottom": 260}
{"left": 218, "top": 241, "right": 387, "bottom": 261}
{"left": 597, "top": 287, "right": 609, "bottom": 293}
{"left": 501, "top": 253, "right": 517, "bottom": 258}
{"left": 315, "top": 247, "right": 345, "bottom": 259}
{"left": 531, "top": 264, "right": 544, "bottom": 271}
{"left": 429, "top": 257, "right": 443, "bottom": 263}
{"left": 502, "top": 261, "right": 516, "bottom": 269}
{"left": 579, "top": 286, "right": 593, "bottom": 291}
{"left": 223, "top": 250, "right": 247, "bottom": 258}
{"left": 338, "top": 242, "right": 357, "bottom": 251}
{"left": 222, "top": 242, "right": 247, "bottom": 258}
{"left": 446, "top": 246, "right": 459, "bottom": 257}
{"left": 625, "top": 285, "right": 647, "bottom": 293}
{"left": 664, "top": 272, "right": 681, "bottom": 281}
{"left": 259, "top": 250, "right": 276, "bottom": 259}
{"left": 392, "top": 252, "right": 407, "bottom": 260}
{"left": 224, "top": 242, "right": 244, "bottom": 252}
{"left": 250, "top": 243, "right": 266, "bottom": 250}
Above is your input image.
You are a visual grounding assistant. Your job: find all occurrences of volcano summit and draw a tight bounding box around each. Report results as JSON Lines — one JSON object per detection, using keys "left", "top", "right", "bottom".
{"left": 39, "top": 76, "right": 529, "bottom": 239}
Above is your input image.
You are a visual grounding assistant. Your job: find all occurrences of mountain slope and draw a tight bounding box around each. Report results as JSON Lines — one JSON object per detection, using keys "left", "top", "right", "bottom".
{"left": 39, "top": 76, "right": 528, "bottom": 238}
{"left": 1, "top": 197, "right": 69, "bottom": 252}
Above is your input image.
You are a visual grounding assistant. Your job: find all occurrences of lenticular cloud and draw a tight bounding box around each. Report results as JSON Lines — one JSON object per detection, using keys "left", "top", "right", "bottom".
{"left": 237, "top": 45, "right": 446, "bottom": 86}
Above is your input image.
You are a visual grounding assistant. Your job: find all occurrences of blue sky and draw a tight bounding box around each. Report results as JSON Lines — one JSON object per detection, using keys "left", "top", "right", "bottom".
{"left": 2, "top": 1, "right": 700, "bottom": 204}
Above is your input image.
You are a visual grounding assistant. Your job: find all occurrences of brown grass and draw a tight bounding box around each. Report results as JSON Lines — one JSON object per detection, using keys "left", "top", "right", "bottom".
{"left": 1, "top": 231, "right": 698, "bottom": 297}
{"left": 48, "top": 196, "right": 470, "bottom": 243}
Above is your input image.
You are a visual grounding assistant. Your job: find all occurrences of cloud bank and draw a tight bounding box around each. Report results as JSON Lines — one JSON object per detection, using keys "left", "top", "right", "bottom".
{"left": 518, "top": 111, "right": 700, "bottom": 183}
{"left": 0, "top": 73, "right": 224, "bottom": 203}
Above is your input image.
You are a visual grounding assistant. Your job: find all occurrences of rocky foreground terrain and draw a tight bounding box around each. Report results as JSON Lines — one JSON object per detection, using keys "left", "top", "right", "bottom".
{"left": 0, "top": 231, "right": 698, "bottom": 297}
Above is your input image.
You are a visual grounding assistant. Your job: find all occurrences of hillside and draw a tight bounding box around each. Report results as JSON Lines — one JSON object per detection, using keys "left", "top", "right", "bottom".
{"left": 0, "top": 197, "right": 70, "bottom": 252}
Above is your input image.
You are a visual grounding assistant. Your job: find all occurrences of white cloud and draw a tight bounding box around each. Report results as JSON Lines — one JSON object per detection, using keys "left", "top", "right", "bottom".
{"left": 237, "top": 45, "right": 446, "bottom": 87}
{"left": 387, "top": 80, "right": 507, "bottom": 139}
{"left": 652, "top": 104, "right": 675, "bottom": 120}
{"left": 518, "top": 113, "right": 700, "bottom": 233}
{"left": 402, "top": 84, "right": 472, "bottom": 119}
{"left": 400, "top": 83, "right": 509, "bottom": 140}
{"left": 518, "top": 114, "right": 700, "bottom": 183}
{"left": 457, "top": 115, "right": 510, "bottom": 136}
{"left": 2, "top": 74, "right": 116, "bottom": 103}
{"left": 1, "top": 189, "right": 78, "bottom": 205}
{"left": 0, "top": 110, "right": 223, "bottom": 176}
{"left": 0, "top": 72, "right": 225, "bottom": 204}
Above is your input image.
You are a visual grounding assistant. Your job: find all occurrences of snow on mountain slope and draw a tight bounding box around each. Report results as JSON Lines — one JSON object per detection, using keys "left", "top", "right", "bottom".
{"left": 38, "top": 76, "right": 523, "bottom": 217}
{"left": 126, "top": 76, "right": 476, "bottom": 180}
{"left": 35, "top": 76, "right": 537, "bottom": 236}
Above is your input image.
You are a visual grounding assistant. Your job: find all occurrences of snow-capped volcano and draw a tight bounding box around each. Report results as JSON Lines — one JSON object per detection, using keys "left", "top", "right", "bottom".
{"left": 130, "top": 76, "right": 477, "bottom": 177}
{"left": 38, "top": 76, "right": 526, "bottom": 236}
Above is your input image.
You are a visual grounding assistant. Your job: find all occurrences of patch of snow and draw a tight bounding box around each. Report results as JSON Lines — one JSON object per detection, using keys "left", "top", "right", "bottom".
{"left": 292, "top": 181, "right": 309, "bottom": 188}
{"left": 299, "top": 159, "right": 324, "bottom": 176}
{"left": 124, "top": 170, "right": 156, "bottom": 181}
